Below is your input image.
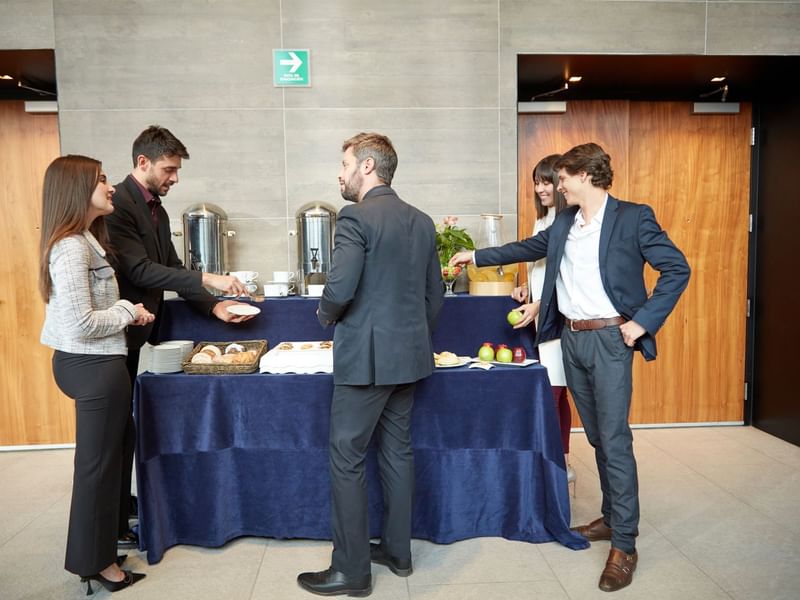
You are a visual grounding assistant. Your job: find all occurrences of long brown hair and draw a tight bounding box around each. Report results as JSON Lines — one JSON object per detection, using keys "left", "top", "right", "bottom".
{"left": 38, "top": 155, "right": 111, "bottom": 301}
{"left": 532, "top": 154, "right": 567, "bottom": 220}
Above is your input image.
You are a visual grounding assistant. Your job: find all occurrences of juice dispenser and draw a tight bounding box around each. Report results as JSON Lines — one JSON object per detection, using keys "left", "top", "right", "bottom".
{"left": 467, "top": 213, "right": 518, "bottom": 295}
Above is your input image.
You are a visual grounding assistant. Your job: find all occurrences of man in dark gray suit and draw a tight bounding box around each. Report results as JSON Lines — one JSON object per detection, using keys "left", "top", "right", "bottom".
{"left": 451, "top": 143, "right": 690, "bottom": 592}
{"left": 297, "top": 133, "right": 443, "bottom": 597}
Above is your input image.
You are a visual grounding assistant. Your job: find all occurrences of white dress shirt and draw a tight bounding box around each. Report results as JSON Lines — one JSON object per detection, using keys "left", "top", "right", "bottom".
{"left": 556, "top": 195, "right": 620, "bottom": 321}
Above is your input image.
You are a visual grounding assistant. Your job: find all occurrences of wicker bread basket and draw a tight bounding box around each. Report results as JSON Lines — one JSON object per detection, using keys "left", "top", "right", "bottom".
{"left": 182, "top": 340, "right": 268, "bottom": 375}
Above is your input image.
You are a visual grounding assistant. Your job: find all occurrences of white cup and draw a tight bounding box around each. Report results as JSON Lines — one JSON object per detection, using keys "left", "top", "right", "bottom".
{"left": 264, "top": 282, "right": 294, "bottom": 297}
{"left": 306, "top": 284, "right": 325, "bottom": 297}
{"left": 273, "top": 271, "right": 296, "bottom": 283}
{"left": 230, "top": 270, "right": 259, "bottom": 283}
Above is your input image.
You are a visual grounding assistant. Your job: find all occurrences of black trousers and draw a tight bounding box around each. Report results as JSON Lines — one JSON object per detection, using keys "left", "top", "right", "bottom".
{"left": 118, "top": 347, "right": 140, "bottom": 535}
{"left": 52, "top": 351, "right": 130, "bottom": 576}
{"left": 329, "top": 382, "right": 416, "bottom": 579}
{"left": 561, "top": 325, "right": 639, "bottom": 553}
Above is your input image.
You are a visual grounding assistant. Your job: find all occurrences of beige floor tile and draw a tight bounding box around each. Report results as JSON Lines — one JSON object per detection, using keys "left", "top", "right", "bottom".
{"left": 409, "top": 579, "right": 568, "bottom": 600}
{"left": 408, "top": 538, "right": 555, "bottom": 586}
{"left": 717, "top": 426, "right": 800, "bottom": 470}
{"left": 0, "top": 450, "right": 72, "bottom": 547}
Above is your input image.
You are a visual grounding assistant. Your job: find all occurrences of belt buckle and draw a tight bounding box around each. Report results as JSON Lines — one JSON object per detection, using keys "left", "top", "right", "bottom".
{"left": 569, "top": 319, "right": 578, "bottom": 332}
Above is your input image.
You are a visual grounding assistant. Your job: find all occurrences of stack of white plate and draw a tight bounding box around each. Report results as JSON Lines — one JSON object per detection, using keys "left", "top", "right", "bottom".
{"left": 150, "top": 344, "right": 184, "bottom": 374}
{"left": 161, "top": 339, "right": 194, "bottom": 361}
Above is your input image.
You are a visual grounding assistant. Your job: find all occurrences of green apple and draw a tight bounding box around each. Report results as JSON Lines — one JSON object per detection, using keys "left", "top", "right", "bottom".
{"left": 477, "top": 344, "right": 495, "bottom": 362}
{"left": 507, "top": 310, "right": 524, "bottom": 326}
{"left": 495, "top": 345, "right": 513, "bottom": 363}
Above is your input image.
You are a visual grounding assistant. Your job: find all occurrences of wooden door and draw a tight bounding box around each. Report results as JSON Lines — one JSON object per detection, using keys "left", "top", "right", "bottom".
{"left": 0, "top": 101, "right": 70, "bottom": 445}
{"left": 517, "top": 100, "right": 751, "bottom": 424}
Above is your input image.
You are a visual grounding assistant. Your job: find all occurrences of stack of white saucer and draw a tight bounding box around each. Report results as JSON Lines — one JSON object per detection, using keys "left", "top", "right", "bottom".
{"left": 160, "top": 339, "right": 194, "bottom": 361}
{"left": 150, "top": 343, "right": 184, "bottom": 374}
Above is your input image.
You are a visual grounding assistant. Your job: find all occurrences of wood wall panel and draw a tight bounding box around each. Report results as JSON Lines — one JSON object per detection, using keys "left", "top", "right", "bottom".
{"left": 0, "top": 101, "right": 70, "bottom": 445}
{"left": 517, "top": 101, "right": 750, "bottom": 425}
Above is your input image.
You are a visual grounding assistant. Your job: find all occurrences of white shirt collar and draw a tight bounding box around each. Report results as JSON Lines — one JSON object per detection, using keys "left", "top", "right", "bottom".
{"left": 574, "top": 192, "right": 610, "bottom": 228}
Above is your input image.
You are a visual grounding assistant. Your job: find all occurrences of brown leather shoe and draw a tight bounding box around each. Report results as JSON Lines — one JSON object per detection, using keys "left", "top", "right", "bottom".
{"left": 571, "top": 517, "right": 612, "bottom": 541}
{"left": 598, "top": 547, "right": 637, "bottom": 592}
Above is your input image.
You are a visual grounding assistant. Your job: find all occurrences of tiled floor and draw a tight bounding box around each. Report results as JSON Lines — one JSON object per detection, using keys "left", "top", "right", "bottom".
{"left": 1, "top": 426, "right": 798, "bottom": 599}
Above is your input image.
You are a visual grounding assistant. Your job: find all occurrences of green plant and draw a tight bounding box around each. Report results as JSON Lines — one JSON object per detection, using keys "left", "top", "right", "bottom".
{"left": 436, "top": 216, "right": 475, "bottom": 265}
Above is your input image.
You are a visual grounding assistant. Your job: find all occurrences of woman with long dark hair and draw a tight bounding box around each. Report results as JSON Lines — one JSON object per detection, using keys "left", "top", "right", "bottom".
{"left": 510, "top": 154, "right": 575, "bottom": 486}
{"left": 39, "top": 155, "right": 152, "bottom": 594}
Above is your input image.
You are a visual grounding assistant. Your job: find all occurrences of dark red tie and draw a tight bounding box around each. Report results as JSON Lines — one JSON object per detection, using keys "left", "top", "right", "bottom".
{"left": 146, "top": 197, "right": 160, "bottom": 226}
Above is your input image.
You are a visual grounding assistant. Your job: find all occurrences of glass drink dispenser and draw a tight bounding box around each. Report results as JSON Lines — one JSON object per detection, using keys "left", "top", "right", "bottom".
{"left": 467, "top": 213, "right": 518, "bottom": 295}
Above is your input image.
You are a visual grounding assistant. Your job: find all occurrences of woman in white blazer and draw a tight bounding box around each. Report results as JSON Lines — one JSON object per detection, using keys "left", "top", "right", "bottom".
{"left": 39, "top": 155, "right": 153, "bottom": 594}
{"left": 510, "top": 154, "right": 575, "bottom": 484}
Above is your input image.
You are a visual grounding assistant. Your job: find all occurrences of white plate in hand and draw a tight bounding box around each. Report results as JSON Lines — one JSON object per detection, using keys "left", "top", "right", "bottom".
{"left": 226, "top": 304, "right": 261, "bottom": 316}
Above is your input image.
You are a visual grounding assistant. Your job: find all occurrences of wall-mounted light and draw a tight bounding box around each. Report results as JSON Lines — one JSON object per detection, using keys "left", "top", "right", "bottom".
{"left": 24, "top": 101, "right": 58, "bottom": 113}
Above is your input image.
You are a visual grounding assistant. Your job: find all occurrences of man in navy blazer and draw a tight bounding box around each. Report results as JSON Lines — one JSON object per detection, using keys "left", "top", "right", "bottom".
{"left": 298, "top": 133, "right": 443, "bottom": 597}
{"left": 451, "top": 143, "right": 690, "bottom": 592}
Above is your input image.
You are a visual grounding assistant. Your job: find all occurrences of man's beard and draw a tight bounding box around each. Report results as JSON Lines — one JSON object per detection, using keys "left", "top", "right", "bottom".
{"left": 340, "top": 172, "right": 362, "bottom": 203}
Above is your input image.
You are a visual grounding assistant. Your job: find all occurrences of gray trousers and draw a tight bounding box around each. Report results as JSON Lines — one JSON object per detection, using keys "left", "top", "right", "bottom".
{"left": 329, "top": 382, "right": 416, "bottom": 578}
{"left": 561, "top": 325, "right": 639, "bottom": 553}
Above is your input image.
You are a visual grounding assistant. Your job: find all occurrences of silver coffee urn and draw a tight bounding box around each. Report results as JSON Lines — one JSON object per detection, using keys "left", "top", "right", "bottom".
{"left": 296, "top": 202, "right": 336, "bottom": 294}
{"left": 181, "top": 203, "right": 235, "bottom": 291}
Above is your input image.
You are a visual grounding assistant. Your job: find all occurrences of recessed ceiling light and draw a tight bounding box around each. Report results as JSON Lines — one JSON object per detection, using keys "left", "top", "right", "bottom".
{"left": 0, "top": 75, "right": 14, "bottom": 80}
{"left": 711, "top": 76, "right": 726, "bottom": 83}
{"left": 568, "top": 76, "right": 582, "bottom": 83}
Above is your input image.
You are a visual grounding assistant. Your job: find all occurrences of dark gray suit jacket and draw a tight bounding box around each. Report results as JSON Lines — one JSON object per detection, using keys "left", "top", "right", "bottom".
{"left": 318, "top": 185, "right": 444, "bottom": 385}
{"left": 105, "top": 174, "right": 218, "bottom": 349}
{"left": 477, "top": 195, "right": 690, "bottom": 361}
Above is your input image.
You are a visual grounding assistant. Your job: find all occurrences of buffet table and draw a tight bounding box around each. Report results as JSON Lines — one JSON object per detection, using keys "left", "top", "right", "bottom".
{"left": 134, "top": 295, "right": 587, "bottom": 564}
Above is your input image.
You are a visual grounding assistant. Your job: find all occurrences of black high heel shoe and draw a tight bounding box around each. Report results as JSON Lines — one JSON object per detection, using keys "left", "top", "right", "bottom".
{"left": 80, "top": 570, "right": 145, "bottom": 595}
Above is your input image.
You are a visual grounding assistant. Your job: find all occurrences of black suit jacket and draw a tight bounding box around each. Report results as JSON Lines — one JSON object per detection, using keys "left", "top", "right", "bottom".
{"left": 105, "top": 174, "right": 218, "bottom": 349}
{"left": 318, "top": 185, "right": 444, "bottom": 385}
{"left": 477, "top": 195, "right": 690, "bottom": 361}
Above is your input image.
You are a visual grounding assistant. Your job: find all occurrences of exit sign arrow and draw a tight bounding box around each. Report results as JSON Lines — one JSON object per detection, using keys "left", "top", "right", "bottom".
{"left": 279, "top": 51, "right": 303, "bottom": 73}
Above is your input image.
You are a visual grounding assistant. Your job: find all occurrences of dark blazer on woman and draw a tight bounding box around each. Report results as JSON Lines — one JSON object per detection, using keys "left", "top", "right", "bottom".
{"left": 476, "top": 195, "right": 690, "bottom": 361}
{"left": 105, "top": 174, "right": 218, "bottom": 349}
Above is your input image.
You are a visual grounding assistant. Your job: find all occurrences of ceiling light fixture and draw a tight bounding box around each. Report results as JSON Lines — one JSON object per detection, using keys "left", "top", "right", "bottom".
{"left": 568, "top": 76, "right": 582, "bottom": 83}
{"left": 530, "top": 82, "right": 569, "bottom": 101}
{"left": 710, "top": 76, "right": 726, "bottom": 83}
{"left": 0, "top": 74, "right": 14, "bottom": 80}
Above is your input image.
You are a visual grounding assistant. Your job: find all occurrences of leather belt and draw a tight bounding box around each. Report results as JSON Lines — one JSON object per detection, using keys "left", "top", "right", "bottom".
{"left": 565, "top": 316, "right": 626, "bottom": 332}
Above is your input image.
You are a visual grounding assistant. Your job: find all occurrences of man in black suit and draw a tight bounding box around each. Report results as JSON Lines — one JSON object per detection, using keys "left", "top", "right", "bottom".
{"left": 297, "top": 133, "right": 443, "bottom": 597}
{"left": 105, "top": 125, "right": 252, "bottom": 549}
{"left": 451, "top": 143, "right": 690, "bottom": 592}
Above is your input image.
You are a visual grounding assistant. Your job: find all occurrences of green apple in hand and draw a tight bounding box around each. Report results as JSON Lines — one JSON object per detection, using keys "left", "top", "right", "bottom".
{"left": 507, "top": 309, "right": 524, "bottom": 326}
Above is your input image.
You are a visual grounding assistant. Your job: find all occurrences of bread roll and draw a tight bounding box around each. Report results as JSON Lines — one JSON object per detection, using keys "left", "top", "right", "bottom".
{"left": 225, "top": 343, "right": 246, "bottom": 354}
{"left": 191, "top": 352, "right": 213, "bottom": 364}
{"left": 200, "top": 344, "right": 222, "bottom": 357}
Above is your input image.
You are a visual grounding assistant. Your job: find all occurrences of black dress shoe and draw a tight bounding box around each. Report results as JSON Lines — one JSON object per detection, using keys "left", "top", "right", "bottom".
{"left": 369, "top": 543, "right": 413, "bottom": 577}
{"left": 117, "top": 529, "right": 139, "bottom": 549}
{"left": 297, "top": 567, "right": 371, "bottom": 597}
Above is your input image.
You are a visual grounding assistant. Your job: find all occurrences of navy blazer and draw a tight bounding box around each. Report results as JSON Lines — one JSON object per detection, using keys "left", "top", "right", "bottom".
{"left": 476, "top": 195, "right": 690, "bottom": 361}
{"left": 105, "top": 174, "right": 218, "bottom": 349}
{"left": 318, "top": 185, "right": 444, "bottom": 385}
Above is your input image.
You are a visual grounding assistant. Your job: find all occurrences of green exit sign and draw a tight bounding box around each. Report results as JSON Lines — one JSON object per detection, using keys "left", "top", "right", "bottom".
{"left": 273, "top": 49, "right": 310, "bottom": 87}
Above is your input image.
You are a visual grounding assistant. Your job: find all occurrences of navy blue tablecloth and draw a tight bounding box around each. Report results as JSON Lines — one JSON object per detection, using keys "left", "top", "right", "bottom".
{"left": 155, "top": 294, "right": 537, "bottom": 358}
{"left": 135, "top": 295, "right": 587, "bottom": 564}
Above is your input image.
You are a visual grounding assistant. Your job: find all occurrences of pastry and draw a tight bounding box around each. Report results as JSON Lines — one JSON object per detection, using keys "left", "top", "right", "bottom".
{"left": 213, "top": 350, "right": 256, "bottom": 364}
{"left": 435, "top": 351, "right": 460, "bottom": 366}
{"left": 191, "top": 352, "right": 213, "bottom": 364}
{"left": 225, "top": 343, "right": 246, "bottom": 354}
{"left": 300, "top": 343, "right": 314, "bottom": 350}
{"left": 277, "top": 342, "right": 294, "bottom": 351}
{"left": 319, "top": 340, "right": 333, "bottom": 349}
{"left": 200, "top": 344, "right": 222, "bottom": 357}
